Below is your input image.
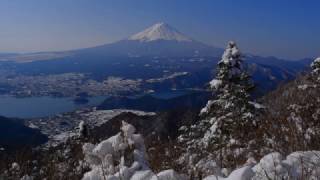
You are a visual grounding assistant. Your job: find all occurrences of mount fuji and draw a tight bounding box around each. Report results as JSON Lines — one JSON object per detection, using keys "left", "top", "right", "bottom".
{"left": 0, "top": 22, "right": 223, "bottom": 62}
{"left": 128, "top": 22, "right": 193, "bottom": 42}
{"left": 72, "top": 22, "right": 223, "bottom": 57}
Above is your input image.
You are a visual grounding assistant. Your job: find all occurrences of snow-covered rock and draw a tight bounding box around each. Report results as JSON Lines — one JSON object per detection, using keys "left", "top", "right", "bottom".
{"left": 203, "top": 165, "right": 254, "bottom": 180}
{"left": 201, "top": 151, "right": 320, "bottom": 180}
{"left": 130, "top": 170, "right": 155, "bottom": 180}
{"left": 11, "top": 162, "right": 20, "bottom": 171}
{"left": 156, "top": 169, "right": 188, "bottom": 180}
{"left": 20, "top": 175, "right": 34, "bottom": 180}
{"left": 252, "top": 152, "right": 286, "bottom": 179}
{"left": 253, "top": 151, "right": 320, "bottom": 180}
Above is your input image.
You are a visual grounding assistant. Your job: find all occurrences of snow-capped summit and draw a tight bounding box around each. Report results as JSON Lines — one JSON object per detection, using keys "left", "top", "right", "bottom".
{"left": 128, "top": 22, "right": 193, "bottom": 42}
{"left": 67, "top": 22, "right": 223, "bottom": 57}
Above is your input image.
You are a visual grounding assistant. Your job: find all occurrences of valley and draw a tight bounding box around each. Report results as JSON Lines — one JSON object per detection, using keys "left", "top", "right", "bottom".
{"left": 0, "top": 55, "right": 310, "bottom": 98}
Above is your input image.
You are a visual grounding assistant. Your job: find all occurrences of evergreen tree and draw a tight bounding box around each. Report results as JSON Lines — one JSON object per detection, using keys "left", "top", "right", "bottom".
{"left": 311, "top": 57, "right": 320, "bottom": 72}
{"left": 311, "top": 57, "right": 320, "bottom": 81}
{"left": 178, "top": 41, "right": 260, "bottom": 174}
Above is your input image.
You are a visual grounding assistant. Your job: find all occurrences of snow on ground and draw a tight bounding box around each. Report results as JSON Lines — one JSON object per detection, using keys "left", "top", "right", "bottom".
{"left": 28, "top": 122, "right": 39, "bottom": 129}
{"left": 252, "top": 151, "right": 320, "bottom": 179}
{"left": 80, "top": 122, "right": 320, "bottom": 180}
{"left": 203, "top": 151, "right": 320, "bottom": 180}
{"left": 146, "top": 72, "right": 189, "bottom": 83}
{"left": 248, "top": 101, "right": 265, "bottom": 109}
{"left": 203, "top": 165, "right": 254, "bottom": 180}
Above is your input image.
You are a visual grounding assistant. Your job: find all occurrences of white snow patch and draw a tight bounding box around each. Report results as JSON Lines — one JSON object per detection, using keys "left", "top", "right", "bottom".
{"left": 203, "top": 166, "right": 254, "bottom": 180}
{"left": 28, "top": 123, "right": 39, "bottom": 129}
{"left": 129, "top": 22, "right": 192, "bottom": 42}
{"left": 249, "top": 101, "right": 265, "bottom": 109}
{"left": 210, "top": 79, "right": 222, "bottom": 89}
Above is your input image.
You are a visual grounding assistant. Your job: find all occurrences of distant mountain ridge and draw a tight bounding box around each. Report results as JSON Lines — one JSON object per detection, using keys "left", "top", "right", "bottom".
{"left": 98, "top": 91, "right": 211, "bottom": 112}
{"left": 0, "top": 22, "right": 313, "bottom": 96}
{"left": 0, "top": 22, "right": 224, "bottom": 62}
{"left": 0, "top": 22, "right": 311, "bottom": 62}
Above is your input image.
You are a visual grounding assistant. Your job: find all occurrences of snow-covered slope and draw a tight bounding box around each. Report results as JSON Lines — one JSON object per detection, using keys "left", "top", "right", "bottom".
{"left": 128, "top": 22, "right": 192, "bottom": 42}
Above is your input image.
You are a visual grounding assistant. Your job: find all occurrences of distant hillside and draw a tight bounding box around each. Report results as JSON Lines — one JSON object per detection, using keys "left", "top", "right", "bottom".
{"left": 258, "top": 67, "right": 320, "bottom": 155}
{"left": 98, "top": 91, "right": 211, "bottom": 112}
{"left": 91, "top": 108, "right": 200, "bottom": 145}
{"left": 0, "top": 116, "right": 47, "bottom": 151}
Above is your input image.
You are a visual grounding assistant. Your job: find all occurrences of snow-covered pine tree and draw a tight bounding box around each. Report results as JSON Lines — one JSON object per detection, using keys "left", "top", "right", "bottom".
{"left": 178, "top": 41, "right": 260, "bottom": 174}
{"left": 311, "top": 57, "right": 320, "bottom": 81}
{"left": 311, "top": 57, "right": 320, "bottom": 72}
{"left": 200, "top": 41, "right": 258, "bottom": 151}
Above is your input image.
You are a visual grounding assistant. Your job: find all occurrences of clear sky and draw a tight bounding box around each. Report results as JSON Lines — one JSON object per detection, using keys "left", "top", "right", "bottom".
{"left": 0, "top": 0, "right": 319, "bottom": 59}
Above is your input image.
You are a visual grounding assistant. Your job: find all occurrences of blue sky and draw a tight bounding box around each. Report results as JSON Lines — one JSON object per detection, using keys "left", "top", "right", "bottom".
{"left": 0, "top": 0, "right": 319, "bottom": 59}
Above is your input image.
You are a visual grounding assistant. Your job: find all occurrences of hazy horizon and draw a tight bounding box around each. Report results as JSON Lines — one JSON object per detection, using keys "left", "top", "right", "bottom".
{"left": 0, "top": 0, "right": 319, "bottom": 60}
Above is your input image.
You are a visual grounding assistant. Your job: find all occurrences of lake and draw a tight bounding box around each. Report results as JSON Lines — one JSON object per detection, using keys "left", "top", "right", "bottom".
{"left": 0, "top": 90, "right": 199, "bottom": 119}
{"left": 150, "top": 90, "right": 191, "bottom": 99}
{"left": 0, "top": 96, "right": 107, "bottom": 118}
